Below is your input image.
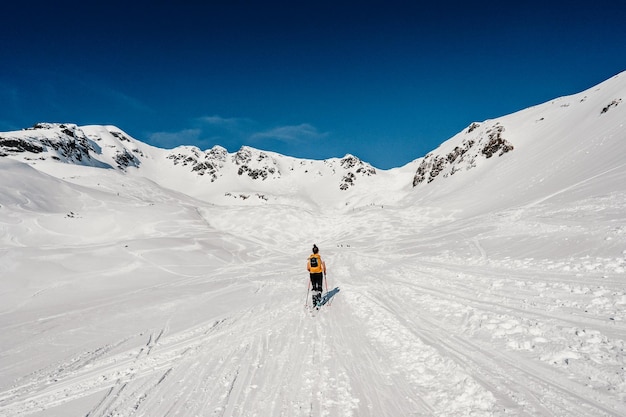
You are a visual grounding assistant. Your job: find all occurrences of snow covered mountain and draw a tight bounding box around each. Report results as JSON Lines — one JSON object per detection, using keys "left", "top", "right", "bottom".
{"left": 0, "top": 122, "right": 379, "bottom": 208}
{"left": 0, "top": 71, "right": 625, "bottom": 417}
{"left": 2, "top": 71, "right": 625, "bottom": 212}
{"left": 408, "top": 72, "right": 626, "bottom": 215}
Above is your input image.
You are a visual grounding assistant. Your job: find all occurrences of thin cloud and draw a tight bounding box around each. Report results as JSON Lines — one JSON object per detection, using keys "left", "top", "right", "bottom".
{"left": 196, "top": 115, "right": 256, "bottom": 149}
{"left": 144, "top": 119, "right": 329, "bottom": 154}
{"left": 147, "top": 128, "right": 202, "bottom": 149}
{"left": 250, "top": 123, "right": 327, "bottom": 144}
{"left": 146, "top": 115, "right": 254, "bottom": 151}
{"left": 198, "top": 115, "right": 253, "bottom": 127}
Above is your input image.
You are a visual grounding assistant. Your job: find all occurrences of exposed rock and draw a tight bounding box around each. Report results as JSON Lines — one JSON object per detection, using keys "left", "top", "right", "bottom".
{"left": 482, "top": 125, "right": 514, "bottom": 158}
{"left": 413, "top": 123, "right": 514, "bottom": 187}
{"left": 0, "top": 138, "right": 44, "bottom": 155}
{"left": 467, "top": 122, "right": 480, "bottom": 133}
{"left": 115, "top": 149, "right": 140, "bottom": 170}
{"left": 601, "top": 99, "right": 622, "bottom": 114}
{"left": 340, "top": 172, "right": 356, "bottom": 190}
{"left": 233, "top": 147, "right": 252, "bottom": 165}
{"left": 337, "top": 155, "right": 376, "bottom": 190}
{"left": 110, "top": 131, "right": 132, "bottom": 142}
{"left": 0, "top": 123, "right": 94, "bottom": 162}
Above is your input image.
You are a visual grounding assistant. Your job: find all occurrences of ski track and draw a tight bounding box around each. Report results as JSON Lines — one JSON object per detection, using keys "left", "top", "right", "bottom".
{"left": 0, "top": 273, "right": 360, "bottom": 417}
{"left": 1, "top": 205, "right": 626, "bottom": 416}
{"left": 1, "top": 245, "right": 625, "bottom": 416}
{"left": 328, "top": 248, "right": 625, "bottom": 417}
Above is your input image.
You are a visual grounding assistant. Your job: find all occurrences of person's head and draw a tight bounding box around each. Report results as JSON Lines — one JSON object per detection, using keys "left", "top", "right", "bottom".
{"left": 312, "top": 244, "right": 319, "bottom": 254}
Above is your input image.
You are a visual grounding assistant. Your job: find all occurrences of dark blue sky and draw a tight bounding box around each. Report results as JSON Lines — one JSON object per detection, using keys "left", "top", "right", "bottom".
{"left": 2, "top": 1, "right": 625, "bottom": 168}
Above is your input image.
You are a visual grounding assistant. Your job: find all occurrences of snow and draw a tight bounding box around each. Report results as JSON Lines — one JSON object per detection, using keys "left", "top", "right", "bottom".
{"left": 1, "top": 71, "right": 625, "bottom": 416}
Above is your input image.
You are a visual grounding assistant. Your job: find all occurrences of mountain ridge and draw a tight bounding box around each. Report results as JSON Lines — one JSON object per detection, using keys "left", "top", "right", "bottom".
{"left": 1, "top": 71, "right": 625, "bottom": 211}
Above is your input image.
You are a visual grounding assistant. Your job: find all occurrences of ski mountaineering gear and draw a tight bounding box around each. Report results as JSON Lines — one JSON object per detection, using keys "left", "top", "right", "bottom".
{"left": 308, "top": 253, "right": 323, "bottom": 273}
{"left": 307, "top": 244, "right": 327, "bottom": 309}
{"left": 310, "top": 272, "right": 324, "bottom": 307}
{"left": 318, "top": 288, "right": 336, "bottom": 306}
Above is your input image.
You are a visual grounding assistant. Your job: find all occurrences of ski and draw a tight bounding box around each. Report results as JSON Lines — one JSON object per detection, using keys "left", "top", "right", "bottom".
{"left": 305, "top": 287, "right": 340, "bottom": 316}
{"left": 319, "top": 287, "right": 340, "bottom": 307}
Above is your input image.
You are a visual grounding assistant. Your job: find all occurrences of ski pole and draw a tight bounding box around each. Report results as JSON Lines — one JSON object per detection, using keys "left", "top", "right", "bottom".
{"left": 304, "top": 279, "right": 310, "bottom": 308}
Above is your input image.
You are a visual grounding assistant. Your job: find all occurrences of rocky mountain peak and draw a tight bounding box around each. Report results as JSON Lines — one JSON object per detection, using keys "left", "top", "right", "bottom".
{"left": 412, "top": 122, "right": 514, "bottom": 187}
{"left": 0, "top": 123, "right": 93, "bottom": 163}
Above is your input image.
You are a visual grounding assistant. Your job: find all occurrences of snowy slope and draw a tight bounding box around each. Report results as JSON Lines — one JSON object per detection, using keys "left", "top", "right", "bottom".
{"left": 408, "top": 72, "right": 626, "bottom": 215}
{"left": 0, "top": 123, "right": 384, "bottom": 210}
{"left": 0, "top": 71, "right": 625, "bottom": 417}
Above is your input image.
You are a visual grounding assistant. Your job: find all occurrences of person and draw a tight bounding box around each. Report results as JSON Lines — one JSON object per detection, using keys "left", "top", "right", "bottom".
{"left": 307, "top": 244, "right": 327, "bottom": 308}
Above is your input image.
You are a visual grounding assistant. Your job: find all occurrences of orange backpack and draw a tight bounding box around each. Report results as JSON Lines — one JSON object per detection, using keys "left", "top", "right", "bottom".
{"left": 308, "top": 254, "right": 323, "bottom": 273}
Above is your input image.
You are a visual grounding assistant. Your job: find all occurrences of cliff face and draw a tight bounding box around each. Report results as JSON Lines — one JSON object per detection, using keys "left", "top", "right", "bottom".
{"left": 413, "top": 122, "right": 514, "bottom": 187}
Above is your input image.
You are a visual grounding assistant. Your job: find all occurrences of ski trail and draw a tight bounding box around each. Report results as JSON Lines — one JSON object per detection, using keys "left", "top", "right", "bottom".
{"left": 340, "top": 289, "right": 497, "bottom": 416}
{"left": 0, "top": 318, "right": 230, "bottom": 416}
{"left": 521, "top": 162, "right": 626, "bottom": 211}
{"left": 0, "top": 267, "right": 359, "bottom": 417}
{"left": 374, "top": 260, "right": 626, "bottom": 417}
{"left": 2, "top": 201, "right": 625, "bottom": 417}
{"left": 329, "top": 247, "right": 626, "bottom": 417}
{"left": 379, "top": 283, "right": 622, "bottom": 417}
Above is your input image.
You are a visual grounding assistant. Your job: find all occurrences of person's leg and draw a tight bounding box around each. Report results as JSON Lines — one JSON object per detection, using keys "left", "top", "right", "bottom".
{"left": 311, "top": 273, "right": 322, "bottom": 307}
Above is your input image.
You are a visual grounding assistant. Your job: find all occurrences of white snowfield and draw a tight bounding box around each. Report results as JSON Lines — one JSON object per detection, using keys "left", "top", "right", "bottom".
{"left": 0, "top": 72, "right": 625, "bottom": 416}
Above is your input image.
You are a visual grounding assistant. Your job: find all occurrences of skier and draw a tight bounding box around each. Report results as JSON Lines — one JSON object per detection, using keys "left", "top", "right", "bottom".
{"left": 307, "top": 244, "right": 327, "bottom": 308}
